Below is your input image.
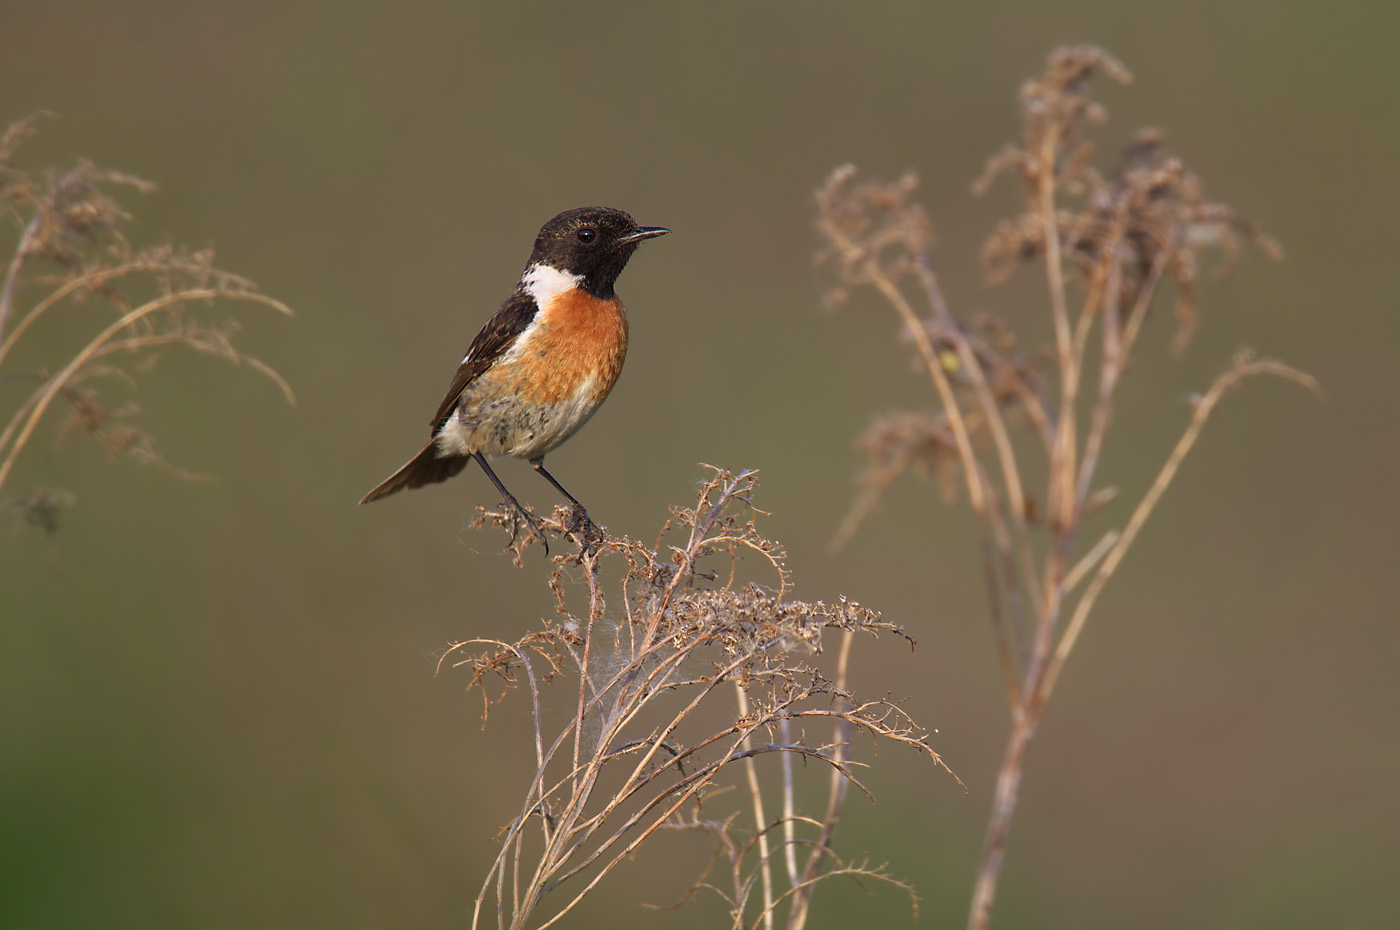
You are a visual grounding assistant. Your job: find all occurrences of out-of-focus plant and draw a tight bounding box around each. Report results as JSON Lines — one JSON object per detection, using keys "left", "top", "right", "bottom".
{"left": 815, "top": 47, "right": 1318, "bottom": 930}
{"left": 0, "top": 114, "right": 292, "bottom": 533}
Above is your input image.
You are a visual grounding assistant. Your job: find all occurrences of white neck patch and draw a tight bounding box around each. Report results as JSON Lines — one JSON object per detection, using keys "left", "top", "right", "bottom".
{"left": 521, "top": 263, "right": 583, "bottom": 307}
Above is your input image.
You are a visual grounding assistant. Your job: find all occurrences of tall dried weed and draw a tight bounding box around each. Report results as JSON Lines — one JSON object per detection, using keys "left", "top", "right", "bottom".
{"left": 0, "top": 114, "right": 292, "bottom": 534}
{"left": 815, "top": 47, "right": 1318, "bottom": 929}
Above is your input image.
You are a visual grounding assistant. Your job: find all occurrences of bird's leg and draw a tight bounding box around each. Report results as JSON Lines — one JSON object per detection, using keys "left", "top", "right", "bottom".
{"left": 531, "top": 458, "right": 602, "bottom": 549}
{"left": 472, "top": 452, "right": 549, "bottom": 555}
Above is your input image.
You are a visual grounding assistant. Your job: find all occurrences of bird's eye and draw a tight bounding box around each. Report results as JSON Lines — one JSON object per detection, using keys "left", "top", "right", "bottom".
{"left": 576, "top": 227, "right": 597, "bottom": 244}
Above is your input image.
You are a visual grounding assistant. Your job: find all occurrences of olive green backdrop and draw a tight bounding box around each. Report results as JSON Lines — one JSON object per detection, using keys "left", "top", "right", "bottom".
{"left": 4, "top": 2, "right": 1396, "bottom": 928}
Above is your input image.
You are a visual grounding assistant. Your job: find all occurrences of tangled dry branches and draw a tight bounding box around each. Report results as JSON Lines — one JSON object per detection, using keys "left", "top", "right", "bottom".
{"left": 444, "top": 467, "right": 959, "bottom": 930}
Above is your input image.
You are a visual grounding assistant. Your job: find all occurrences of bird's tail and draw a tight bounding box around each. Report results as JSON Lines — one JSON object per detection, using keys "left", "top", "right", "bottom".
{"left": 359, "top": 442, "right": 471, "bottom": 505}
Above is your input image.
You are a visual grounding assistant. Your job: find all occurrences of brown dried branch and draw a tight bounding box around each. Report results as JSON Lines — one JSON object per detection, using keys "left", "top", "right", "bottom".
{"left": 816, "top": 46, "right": 1313, "bottom": 930}
{"left": 0, "top": 116, "right": 294, "bottom": 516}
{"left": 1044, "top": 353, "right": 1320, "bottom": 698}
{"left": 443, "top": 467, "right": 955, "bottom": 930}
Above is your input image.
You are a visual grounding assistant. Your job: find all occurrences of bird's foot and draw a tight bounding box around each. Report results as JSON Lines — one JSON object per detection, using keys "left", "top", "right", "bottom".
{"left": 562, "top": 505, "right": 605, "bottom": 556}
{"left": 501, "top": 496, "right": 550, "bottom": 557}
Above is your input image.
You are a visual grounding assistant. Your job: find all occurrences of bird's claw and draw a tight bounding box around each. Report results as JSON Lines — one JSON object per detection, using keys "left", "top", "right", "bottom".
{"left": 502, "top": 497, "right": 550, "bottom": 556}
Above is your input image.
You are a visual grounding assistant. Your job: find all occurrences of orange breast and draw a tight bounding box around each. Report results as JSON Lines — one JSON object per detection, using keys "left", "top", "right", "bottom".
{"left": 509, "top": 290, "right": 628, "bottom": 406}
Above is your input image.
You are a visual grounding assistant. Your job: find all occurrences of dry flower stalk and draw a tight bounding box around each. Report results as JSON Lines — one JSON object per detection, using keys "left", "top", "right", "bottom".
{"left": 0, "top": 114, "right": 293, "bottom": 530}
{"left": 447, "top": 467, "right": 960, "bottom": 929}
{"left": 816, "top": 47, "right": 1318, "bottom": 930}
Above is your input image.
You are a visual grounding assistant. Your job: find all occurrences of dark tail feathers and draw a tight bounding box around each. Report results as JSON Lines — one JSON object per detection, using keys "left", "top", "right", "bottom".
{"left": 359, "top": 442, "right": 471, "bottom": 505}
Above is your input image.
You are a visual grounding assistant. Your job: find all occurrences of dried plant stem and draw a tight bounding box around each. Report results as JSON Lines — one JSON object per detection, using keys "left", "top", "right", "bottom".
{"left": 1072, "top": 250, "right": 1166, "bottom": 521}
{"left": 1062, "top": 529, "right": 1119, "bottom": 594}
{"left": 967, "top": 364, "right": 1318, "bottom": 930}
{"left": 778, "top": 716, "right": 800, "bottom": 888}
{"left": 453, "top": 469, "right": 950, "bottom": 929}
{"left": 914, "top": 257, "right": 1041, "bottom": 677}
{"left": 879, "top": 263, "right": 1029, "bottom": 701}
{"left": 967, "top": 713, "right": 1032, "bottom": 930}
{"left": 1044, "top": 358, "right": 1320, "bottom": 699}
{"left": 0, "top": 259, "right": 177, "bottom": 369}
{"left": 969, "top": 111, "right": 1131, "bottom": 930}
{"left": 0, "top": 287, "right": 292, "bottom": 492}
{"left": 1, "top": 127, "right": 296, "bottom": 526}
{"left": 967, "top": 160, "right": 1072, "bottom": 930}
{"left": 1039, "top": 137, "right": 1079, "bottom": 537}
{"left": 0, "top": 211, "right": 40, "bottom": 345}
{"left": 866, "top": 270, "right": 988, "bottom": 516}
{"left": 818, "top": 202, "right": 1040, "bottom": 700}
{"left": 736, "top": 684, "right": 777, "bottom": 930}
{"left": 816, "top": 44, "right": 1309, "bottom": 930}
{"left": 786, "top": 628, "right": 855, "bottom": 930}
{"left": 914, "top": 258, "right": 1032, "bottom": 525}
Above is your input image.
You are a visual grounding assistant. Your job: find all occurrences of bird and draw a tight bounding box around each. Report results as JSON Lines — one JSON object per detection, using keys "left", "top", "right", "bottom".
{"left": 359, "top": 206, "right": 669, "bottom": 552}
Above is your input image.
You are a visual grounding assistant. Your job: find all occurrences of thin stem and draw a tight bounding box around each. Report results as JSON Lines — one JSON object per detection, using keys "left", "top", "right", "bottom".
{"left": 969, "top": 119, "right": 1075, "bottom": 930}
{"left": 572, "top": 551, "right": 604, "bottom": 796}
{"left": 914, "top": 257, "right": 1042, "bottom": 666}
{"left": 967, "top": 713, "right": 1036, "bottom": 930}
{"left": 0, "top": 288, "right": 288, "bottom": 492}
{"left": 1073, "top": 250, "right": 1168, "bottom": 521}
{"left": 778, "top": 717, "right": 800, "bottom": 886}
{"left": 1037, "top": 130, "right": 1079, "bottom": 534}
{"left": 915, "top": 257, "right": 1030, "bottom": 528}
{"left": 819, "top": 214, "right": 990, "bottom": 518}
{"left": 1044, "top": 359, "right": 1320, "bottom": 699}
{"left": 0, "top": 211, "right": 41, "bottom": 346}
{"left": 787, "top": 630, "right": 855, "bottom": 930}
{"left": 970, "top": 459, "right": 1028, "bottom": 700}
{"left": 735, "top": 684, "right": 776, "bottom": 930}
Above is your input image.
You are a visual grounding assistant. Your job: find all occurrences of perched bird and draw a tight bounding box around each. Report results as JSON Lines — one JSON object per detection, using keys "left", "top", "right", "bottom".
{"left": 359, "top": 206, "right": 669, "bottom": 550}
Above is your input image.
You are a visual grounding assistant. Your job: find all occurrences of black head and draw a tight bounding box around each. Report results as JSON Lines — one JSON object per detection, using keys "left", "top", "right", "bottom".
{"left": 527, "top": 207, "right": 669, "bottom": 298}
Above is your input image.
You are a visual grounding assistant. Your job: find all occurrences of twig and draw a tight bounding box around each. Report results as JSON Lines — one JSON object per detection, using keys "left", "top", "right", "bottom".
{"left": 787, "top": 629, "right": 855, "bottom": 930}
{"left": 0, "top": 211, "right": 40, "bottom": 345}
{"left": 736, "top": 684, "right": 777, "bottom": 930}
{"left": 0, "top": 287, "right": 291, "bottom": 492}
{"left": 1044, "top": 358, "right": 1320, "bottom": 699}
{"left": 457, "top": 469, "right": 952, "bottom": 929}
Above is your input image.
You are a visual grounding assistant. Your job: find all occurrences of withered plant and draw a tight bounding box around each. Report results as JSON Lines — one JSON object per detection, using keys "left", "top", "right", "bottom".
{"left": 445, "top": 467, "right": 960, "bottom": 929}
{"left": 0, "top": 115, "right": 292, "bottom": 531}
{"left": 815, "top": 48, "right": 1318, "bottom": 930}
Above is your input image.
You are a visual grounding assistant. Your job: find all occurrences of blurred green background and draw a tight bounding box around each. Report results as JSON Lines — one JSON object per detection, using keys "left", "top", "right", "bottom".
{"left": 4, "top": 1, "right": 1396, "bottom": 927}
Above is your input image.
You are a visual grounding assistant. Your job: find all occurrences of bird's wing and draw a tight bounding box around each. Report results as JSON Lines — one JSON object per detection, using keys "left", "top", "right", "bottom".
{"left": 429, "top": 290, "right": 539, "bottom": 434}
